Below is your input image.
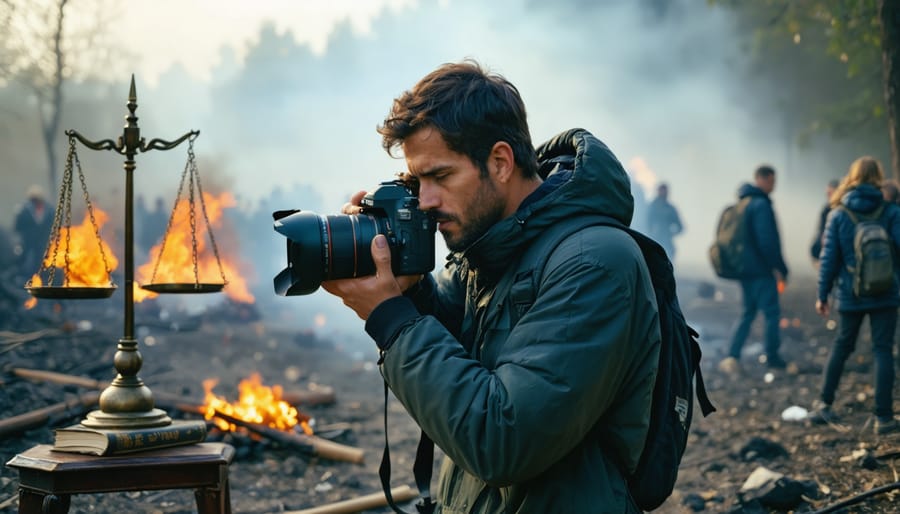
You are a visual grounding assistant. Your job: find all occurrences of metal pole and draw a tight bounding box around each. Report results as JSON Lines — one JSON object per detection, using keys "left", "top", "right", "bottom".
{"left": 67, "top": 75, "right": 198, "bottom": 429}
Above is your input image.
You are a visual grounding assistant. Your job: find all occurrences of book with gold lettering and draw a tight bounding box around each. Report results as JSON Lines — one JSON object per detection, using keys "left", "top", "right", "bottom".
{"left": 52, "top": 419, "right": 207, "bottom": 456}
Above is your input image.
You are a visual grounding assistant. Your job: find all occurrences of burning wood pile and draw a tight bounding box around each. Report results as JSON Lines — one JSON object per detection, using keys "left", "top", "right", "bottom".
{"left": 199, "top": 372, "right": 364, "bottom": 464}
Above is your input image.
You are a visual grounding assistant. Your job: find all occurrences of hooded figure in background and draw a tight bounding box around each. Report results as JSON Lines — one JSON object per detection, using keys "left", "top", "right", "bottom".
{"left": 14, "top": 185, "right": 55, "bottom": 281}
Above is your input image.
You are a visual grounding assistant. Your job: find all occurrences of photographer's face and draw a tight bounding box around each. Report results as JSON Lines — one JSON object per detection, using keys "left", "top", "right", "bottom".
{"left": 403, "top": 127, "right": 505, "bottom": 252}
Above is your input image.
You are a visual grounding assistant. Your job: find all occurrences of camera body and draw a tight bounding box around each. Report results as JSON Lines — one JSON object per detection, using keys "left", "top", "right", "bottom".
{"left": 358, "top": 179, "right": 436, "bottom": 275}
{"left": 273, "top": 179, "right": 436, "bottom": 296}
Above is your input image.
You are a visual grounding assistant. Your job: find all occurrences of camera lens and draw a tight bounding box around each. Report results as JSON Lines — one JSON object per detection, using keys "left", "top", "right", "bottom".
{"left": 274, "top": 210, "right": 380, "bottom": 295}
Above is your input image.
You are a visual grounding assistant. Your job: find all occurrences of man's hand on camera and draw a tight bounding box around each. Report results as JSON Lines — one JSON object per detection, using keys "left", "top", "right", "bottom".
{"left": 324, "top": 191, "right": 423, "bottom": 319}
{"left": 341, "top": 190, "right": 368, "bottom": 215}
{"left": 322, "top": 234, "right": 420, "bottom": 320}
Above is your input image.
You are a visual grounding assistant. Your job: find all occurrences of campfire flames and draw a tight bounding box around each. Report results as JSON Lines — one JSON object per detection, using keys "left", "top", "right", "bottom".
{"left": 25, "top": 208, "right": 118, "bottom": 310}
{"left": 135, "top": 191, "right": 254, "bottom": 304}
{"left": 202, "top": 373, "right": 313, "bottom": 435}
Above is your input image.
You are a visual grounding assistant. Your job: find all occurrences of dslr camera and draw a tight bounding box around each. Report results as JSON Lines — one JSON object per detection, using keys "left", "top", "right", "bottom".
{"left": 273, "top": 179, "right": 436, "bottom": 296}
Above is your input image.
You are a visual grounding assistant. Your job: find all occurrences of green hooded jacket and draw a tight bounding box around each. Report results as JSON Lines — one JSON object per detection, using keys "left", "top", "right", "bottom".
{"left": 365, "top": 129, "right": 661, "bottom": 513}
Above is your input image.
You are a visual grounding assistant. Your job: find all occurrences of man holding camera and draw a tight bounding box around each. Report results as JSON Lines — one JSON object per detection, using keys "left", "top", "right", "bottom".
{"left": 322, "top": 60, "right": 660, "bottom": 513}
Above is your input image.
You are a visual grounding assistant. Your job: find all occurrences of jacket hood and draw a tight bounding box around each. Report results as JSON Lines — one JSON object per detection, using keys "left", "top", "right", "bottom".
{"left": 737, "top": 183, "right": 768, "bottom": 199}
{"left": 459, "top": 128, "right": 634, "bottom": 272}
{"left": 842, "top": 183, "right": 884, "bottom": 214}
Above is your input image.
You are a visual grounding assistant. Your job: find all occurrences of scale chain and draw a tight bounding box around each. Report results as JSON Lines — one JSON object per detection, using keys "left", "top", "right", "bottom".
{"left": 74, "top": 142, "right": 114, "bottom": 282}
{"left": 189, "top": 166, "right": 198, "bottom": 285}
{"left": 148, "top": 135, "right": 193, "bottom": 285}
{"left": 148, "top": 133, "right": 226, "bottom": 289}
{"left": 190, "top": 140, "right": 228, "bottom": 285}
{"left": 63, "top": 154, "right": 74, "bottom": 287}
{"left": 40, "top": 138, "right": 76, "bottom": 287}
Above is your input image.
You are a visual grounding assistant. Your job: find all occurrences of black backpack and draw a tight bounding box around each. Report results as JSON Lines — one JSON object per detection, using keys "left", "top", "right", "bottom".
{"left": 709, "top": 197, "right": 751, "bottom": 279}
{"left": 838, "top": 204, "right": 895, "bottom": 297}
{"left": 380, "top": 214, "right": 716, "bottom": 513}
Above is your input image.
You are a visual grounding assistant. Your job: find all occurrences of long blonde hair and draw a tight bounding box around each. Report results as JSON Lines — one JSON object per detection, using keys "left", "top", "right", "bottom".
{"left": 829, "top": 156, "right": 885, "bottom": 208}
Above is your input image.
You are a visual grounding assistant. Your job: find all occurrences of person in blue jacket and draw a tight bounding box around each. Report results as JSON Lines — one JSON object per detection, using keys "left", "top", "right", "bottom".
{"left": 810, "top": 178, "right": 838, "bottom": 265}
{"left": 645, "top": 182, "right": 683, "bottom": 260}
{"left": 720, "top": 165, "right": 790, "bottom": 372}
{"left": 810, "top": 156, "right": 900, "bottom": 435}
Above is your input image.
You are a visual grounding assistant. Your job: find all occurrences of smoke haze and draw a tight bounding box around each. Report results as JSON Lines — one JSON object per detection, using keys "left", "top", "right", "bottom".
{"left": 1, "top": 0, "right": 872, "bottom": 342}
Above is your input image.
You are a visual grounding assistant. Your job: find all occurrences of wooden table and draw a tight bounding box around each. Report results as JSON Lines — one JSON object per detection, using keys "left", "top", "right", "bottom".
{"left": 6, "top": 442, "right": 234, "bottom": 514}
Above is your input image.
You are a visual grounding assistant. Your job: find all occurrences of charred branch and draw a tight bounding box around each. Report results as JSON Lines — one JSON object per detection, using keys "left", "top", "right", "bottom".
{"left": 0, "top": 391, "right": 98, "bottom": 438}
{"left": 283, "top": 485, "right": 418, "bottom": 514}
{"left": 11, "top": 367, "right": 336, "bottom": 407}
{"left": 208, "top": 409, "right": 364, "bottom": 464}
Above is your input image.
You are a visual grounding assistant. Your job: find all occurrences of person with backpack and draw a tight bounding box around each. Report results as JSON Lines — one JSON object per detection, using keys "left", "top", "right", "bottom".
{"left": 718, "top": 165, "right": 790, "bottom": 373}
{"left": 809, "top": 156, "right": 900, "bottom": 435}
{"left": 321, "top": 61, "right": 669, "bottom": 513}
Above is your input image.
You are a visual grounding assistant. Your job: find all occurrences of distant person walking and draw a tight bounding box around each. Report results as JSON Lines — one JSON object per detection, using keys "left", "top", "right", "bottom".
{"left": 13, "top": 185, "right": 55, "bottom": 281}
{"left": 810, "top": 179, "right": 839, "bottom": 264}
{"left": 810, "top": 156, "right": 899, "bottom": 435}
{"left": 719, "top": 165, "right": 789, "bottom": 372}
{"left": 645, "top": 182, "right": 683, "bottom": 260}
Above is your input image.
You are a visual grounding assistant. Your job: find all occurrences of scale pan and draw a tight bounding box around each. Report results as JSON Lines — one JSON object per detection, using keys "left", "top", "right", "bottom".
{"left": 141, "top": 283, "right": 224, "bottom": 294}
{"left": 26, "top": 286, "right": 117, "bottom": 299}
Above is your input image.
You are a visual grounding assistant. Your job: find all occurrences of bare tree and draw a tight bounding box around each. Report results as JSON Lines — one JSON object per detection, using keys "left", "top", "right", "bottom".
{"left": 0, "top": 0, "right": 119, "bottom": 192}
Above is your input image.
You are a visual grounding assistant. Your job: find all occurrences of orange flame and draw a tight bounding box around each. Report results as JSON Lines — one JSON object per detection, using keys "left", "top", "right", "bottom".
{"left": 135, "top": 192, "right": 253, "bottom": 303}
{"left": 202, "top": 373, "right": 313, "bottom": 435}
{"left": 24, "top": 208, "right": 118, "bottom": 309}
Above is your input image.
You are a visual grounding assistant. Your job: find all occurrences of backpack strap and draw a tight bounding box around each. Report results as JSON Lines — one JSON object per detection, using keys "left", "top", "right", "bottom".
{"left": 838, "top": 202, "right": 886, "bottom": 225}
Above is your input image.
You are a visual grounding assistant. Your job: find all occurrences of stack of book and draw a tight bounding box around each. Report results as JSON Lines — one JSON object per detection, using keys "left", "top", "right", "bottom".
{"left": 52, "top": 419, "right": 207, "bottom": 456}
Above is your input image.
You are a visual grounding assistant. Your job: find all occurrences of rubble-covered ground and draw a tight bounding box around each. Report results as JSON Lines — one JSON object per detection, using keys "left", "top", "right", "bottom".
{"left": 1, "top": 273, "right": 899, "bottom": 513}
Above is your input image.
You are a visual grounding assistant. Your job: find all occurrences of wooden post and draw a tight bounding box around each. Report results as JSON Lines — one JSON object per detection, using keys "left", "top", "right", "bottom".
{"left": 283, "top": 485, "right": 418, "bottom": 514}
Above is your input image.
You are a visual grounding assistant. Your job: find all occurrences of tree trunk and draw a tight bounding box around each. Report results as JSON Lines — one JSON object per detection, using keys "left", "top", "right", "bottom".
{"left": 40, "top": 0, "right": 67, "bottom": 193}
{"left": 880, "top": 0, "right": 900, "bottom": 181}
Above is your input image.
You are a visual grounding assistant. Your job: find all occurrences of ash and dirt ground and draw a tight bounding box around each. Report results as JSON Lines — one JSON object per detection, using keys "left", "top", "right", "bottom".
{"left": 1, "top": 273, "right": 899, "bottom": 513}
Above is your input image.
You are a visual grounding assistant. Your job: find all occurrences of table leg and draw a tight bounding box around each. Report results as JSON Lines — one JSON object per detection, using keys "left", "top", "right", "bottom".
{"left": 16, "top": 489, "right": 70, "bottom": 514}
{"left": 194, "top": 465, "right": 230, "bottom": 514}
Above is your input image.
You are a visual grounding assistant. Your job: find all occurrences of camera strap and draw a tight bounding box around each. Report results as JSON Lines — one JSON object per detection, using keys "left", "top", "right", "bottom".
{"left": 379, "top": 379, "right": 436, "bottom": 514}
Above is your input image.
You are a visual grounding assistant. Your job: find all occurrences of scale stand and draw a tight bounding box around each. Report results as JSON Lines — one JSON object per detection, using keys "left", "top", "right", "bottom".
{"left": 61, "top": 76, "right": 201, "bottom": 429}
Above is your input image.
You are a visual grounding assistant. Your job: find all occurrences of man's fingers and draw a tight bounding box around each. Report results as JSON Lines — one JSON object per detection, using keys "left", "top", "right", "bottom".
{"left": 341, "top": 190, "right": 369, "bottom": 214}
{"left": 371, "top": 235, "right": 392, "bottom": 277}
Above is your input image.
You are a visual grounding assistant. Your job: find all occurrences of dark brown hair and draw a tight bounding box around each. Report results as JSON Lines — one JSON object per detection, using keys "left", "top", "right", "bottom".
{"left": 377, "top": 60, "right": 539, "bottom": 178}
{"left": 754, "top": 165, "right": 776, "bottom": 179}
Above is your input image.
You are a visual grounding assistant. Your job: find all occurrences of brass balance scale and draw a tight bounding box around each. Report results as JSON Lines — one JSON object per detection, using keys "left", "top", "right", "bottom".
{"left": 25, "top": 76, "right": 227, "bottom": 429}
